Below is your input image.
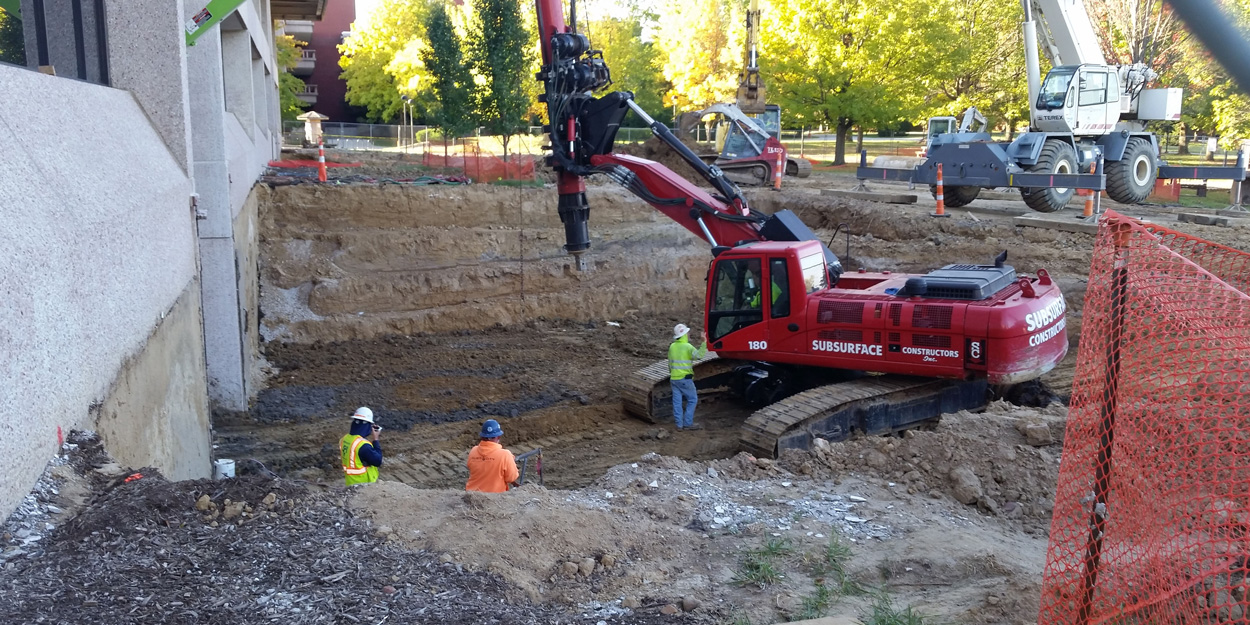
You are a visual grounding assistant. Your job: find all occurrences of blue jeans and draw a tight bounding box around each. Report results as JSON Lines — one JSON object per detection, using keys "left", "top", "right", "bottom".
{"left": 671, "top": 378, "right": 697, "bottom": 428}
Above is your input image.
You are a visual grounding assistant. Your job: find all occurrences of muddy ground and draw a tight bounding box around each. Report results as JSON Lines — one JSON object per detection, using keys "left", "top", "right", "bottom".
{"left": 8, "top": 174, "right": 1250, "bottom": 623}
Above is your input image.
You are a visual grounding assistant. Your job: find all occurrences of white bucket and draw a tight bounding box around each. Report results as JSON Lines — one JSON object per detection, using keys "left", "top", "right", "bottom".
{"left": 213, "top": 459, "right": 236, "bottom": 480}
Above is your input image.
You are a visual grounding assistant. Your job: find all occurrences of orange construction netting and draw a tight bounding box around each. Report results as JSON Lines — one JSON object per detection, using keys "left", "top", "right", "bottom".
{"left": 421, "top": 150, "right": 536, "bottom": 182}
{"left": 1038, "top": 211, "right": 1250, "bottom": 625}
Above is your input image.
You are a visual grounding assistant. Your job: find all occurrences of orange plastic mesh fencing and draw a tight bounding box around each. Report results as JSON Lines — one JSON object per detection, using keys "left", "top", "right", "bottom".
{"left": 1038, "top": 210, "right": 1250, "bottom": 625}
{"left": 421, "top": 150, "right": 536, "bottom": 182}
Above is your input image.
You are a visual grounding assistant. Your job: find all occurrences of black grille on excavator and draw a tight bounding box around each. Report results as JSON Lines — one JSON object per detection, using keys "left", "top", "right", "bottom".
{"left": 901, "top": 263, "right": 1016, "bottom": 300}
{"left": 817, "top": 301, "right": 864, "bottom": 324}
{"left": 911, "top": 305, "right": 953, "bottom": 329}
{"left": 912, "top": 334, "right": 952, "bottom": 348}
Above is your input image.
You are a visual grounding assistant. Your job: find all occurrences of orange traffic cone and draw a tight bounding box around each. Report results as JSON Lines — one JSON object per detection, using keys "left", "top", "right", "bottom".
{"left": 1078, "top": 163, "right": 1095, "bottom": 220}
{"left": 317, "top": 140, "right": 328, "bottom": 182}
{"left": 930, "top": 163, "right": 949, "bottom": 218}
{"left": 772, "top": 150, "right": 784, "bottom": 191}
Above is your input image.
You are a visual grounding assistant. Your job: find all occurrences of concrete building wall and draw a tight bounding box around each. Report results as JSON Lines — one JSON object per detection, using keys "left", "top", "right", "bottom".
{"left": 0, "top": 67, "right": 209, "bottom": 518}
{"left": 105, "top": 0, "right": 195, "bottom": 171}
{"left": 193, "top": 3, "right": 278, "bottom": 411}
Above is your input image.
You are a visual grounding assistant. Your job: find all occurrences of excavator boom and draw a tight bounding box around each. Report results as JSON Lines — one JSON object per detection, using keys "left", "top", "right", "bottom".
{"left": 735, "top": 0, "right": 766, "bottom": 114}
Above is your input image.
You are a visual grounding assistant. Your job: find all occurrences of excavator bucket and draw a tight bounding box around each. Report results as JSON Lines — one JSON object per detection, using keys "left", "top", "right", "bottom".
{"left": 735, "top": 83, "right": 767, "bottom": 115}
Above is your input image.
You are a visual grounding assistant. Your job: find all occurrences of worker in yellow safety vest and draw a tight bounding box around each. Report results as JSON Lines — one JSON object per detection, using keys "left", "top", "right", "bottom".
{"left": 340, "top": 407, "right": 383, "bottom": 485}
{"left": 748, "top": 276, "right": 784, "bottom": 310}
{"left": 668, "top": 323, "right": 708, "bottom": 431}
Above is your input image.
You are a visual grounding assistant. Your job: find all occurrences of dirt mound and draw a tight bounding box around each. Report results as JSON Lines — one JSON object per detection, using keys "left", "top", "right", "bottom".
{"left": 778, "top": 401, "right": 1066, "bottom": 529}
{"left": 614, "top": 136, "right": 711, "bottom": 188}
{"left": 351, "top": 480, "right": 710, "bottom": 610}
{"left": 0, "top": 466, "right": 604, "bottom": 623}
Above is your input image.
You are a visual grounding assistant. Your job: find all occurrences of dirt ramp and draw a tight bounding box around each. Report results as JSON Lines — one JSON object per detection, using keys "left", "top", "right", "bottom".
{"left": 351, "top": 480, "right": 708, "bottom": 605}
{"left": 260, "top": 184, "right": 708, "bottom": 342}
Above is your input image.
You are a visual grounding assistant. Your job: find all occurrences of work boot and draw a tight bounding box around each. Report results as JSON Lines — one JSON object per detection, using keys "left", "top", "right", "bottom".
{"left": 685, "top": 423, "right": 704, "bottom": 431}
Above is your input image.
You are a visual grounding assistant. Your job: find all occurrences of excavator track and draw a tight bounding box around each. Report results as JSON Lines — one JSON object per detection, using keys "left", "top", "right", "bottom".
{"left": 787, "top": 157, "right": 812, "bottom": 178}
{"left": 621, "top": 354, "right": 741, "bottom": 424}
{"left": 740, "top": 375, "right": 988, "bottom": 459}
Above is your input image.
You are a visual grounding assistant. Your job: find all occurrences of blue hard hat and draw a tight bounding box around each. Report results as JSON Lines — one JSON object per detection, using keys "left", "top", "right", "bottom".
{"left": 480, "top": 419, "right": 503, "bottom": 438}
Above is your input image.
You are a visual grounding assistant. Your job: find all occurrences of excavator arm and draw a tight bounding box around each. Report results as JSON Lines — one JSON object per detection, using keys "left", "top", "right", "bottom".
{"left": 533, "top": 0, "right": 841, "bottom": 278}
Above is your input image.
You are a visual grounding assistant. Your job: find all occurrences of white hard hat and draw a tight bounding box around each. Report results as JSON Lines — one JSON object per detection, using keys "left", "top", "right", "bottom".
{"left": 352, "top": 407, "right": 374, "bottom": 424}
{"left": 673, "top": 323, "right": 690, "bottom": 340}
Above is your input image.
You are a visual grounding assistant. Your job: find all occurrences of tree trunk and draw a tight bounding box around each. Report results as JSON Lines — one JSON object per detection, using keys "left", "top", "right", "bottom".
{"left": 1176, "top": 123, "right": 1190, "bottom": 155}
{"left": 855, "top": 126, "right": 865, "bottom": 155}
{"left": 833, "top": 119, "right": 852, "bottom": 166}
{"left": 1006, "top": 118, "right": 1017, "bottom": 142}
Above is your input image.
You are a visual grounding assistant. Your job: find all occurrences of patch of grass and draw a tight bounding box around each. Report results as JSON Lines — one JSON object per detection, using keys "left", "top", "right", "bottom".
{"left": 798, "top": 582, "right": 837, "bottom": 620}
{"left": 733, "top": 537, "right": 795, "bottom": 588}
{"left": 759, "top": 537, "right": 795, "bottom": 559}
{"left": 860, "top": 589, "right": 934, "bottom": 625}
{"left": 730, "top": 612, "right": 754, "bottom": 625}
{"left": 812, "top": 531, "right": 864, "bottom": 596}
{"left": 488, "top": 178, "right": 545, "bottom": 188}
{"left": 733, "top": 553, "right": 782, "bottom": 588}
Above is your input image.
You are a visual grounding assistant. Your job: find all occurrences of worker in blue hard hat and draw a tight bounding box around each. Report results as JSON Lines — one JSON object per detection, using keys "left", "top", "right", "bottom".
{"left": 466, "top": 419, "right": 520, "bottom": 493}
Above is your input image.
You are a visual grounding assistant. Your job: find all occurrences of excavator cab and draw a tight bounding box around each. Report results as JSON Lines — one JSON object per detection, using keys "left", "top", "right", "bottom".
{"left": 706, "top": 241, "right": 827, "bottom": 354}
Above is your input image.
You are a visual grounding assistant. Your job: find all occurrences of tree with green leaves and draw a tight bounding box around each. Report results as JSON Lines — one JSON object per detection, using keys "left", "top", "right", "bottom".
{"left": 585, "top": 14, "right": 670, "bottom": 126}
{"left": 422, "top": 2, "right": 476, "bottom": 154}
{"left": 275, "top": 34, "right": 310, "bottom": 121}
{"left": 922, "top": 0, "right": 1031, "bottom": 139}
{"left": 761, "top": 0, "right": 939, "bottom": 164}
{"left": 655, "top": 0, "right": 740, "bottom": 111}
{"left": 338, "top": 0, "right": 433, "bottom": 122}
{"left": 0, "top": 6, "right": 24, "bottom": 67}
{"left": 467, "top": 0, "right": 533, "bottom": 161}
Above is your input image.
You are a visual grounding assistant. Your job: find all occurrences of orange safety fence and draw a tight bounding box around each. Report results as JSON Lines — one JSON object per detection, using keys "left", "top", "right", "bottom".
{"left": 1038, "top": 211, "right": 1250, "bottom": 625}
{"left": 421, "top": 150, "right": 537, "bottom": 182}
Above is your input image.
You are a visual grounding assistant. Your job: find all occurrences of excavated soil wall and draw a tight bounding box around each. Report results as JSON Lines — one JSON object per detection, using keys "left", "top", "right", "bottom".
{"left": 259, "top": 184, "right": 709, "bottom": 343}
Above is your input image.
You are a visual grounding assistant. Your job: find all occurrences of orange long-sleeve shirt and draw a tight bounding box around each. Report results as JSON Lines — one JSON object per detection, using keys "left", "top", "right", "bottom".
{"left": 465, "top": 441, "right": 520, "bottom": 493}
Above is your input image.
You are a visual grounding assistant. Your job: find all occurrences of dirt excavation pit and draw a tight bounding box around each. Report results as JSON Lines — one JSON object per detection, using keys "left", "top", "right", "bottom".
{"left": 13, "top": 180, "right": 1250, "bottom": 623}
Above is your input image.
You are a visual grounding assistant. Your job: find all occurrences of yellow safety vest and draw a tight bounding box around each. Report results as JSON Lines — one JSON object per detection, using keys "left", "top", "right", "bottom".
{"left": 340, "top": 434, "right": 379, "bottom": 486}
{"left": 668, "top": 336, "right": 707, "bottom": 380}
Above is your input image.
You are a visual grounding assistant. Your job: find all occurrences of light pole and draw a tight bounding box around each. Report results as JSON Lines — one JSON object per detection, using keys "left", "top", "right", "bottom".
{"left": 400, "top": 94, "right": 411, "bottom": 152}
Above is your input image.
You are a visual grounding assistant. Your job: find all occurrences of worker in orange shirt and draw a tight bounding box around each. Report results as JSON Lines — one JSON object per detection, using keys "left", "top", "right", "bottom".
{"left": 465, "top": 419, "right": 520, "bottom": 493}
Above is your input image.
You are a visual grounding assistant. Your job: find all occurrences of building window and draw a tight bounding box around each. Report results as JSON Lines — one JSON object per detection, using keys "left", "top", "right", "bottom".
{"left": 0, "top": 0, "right": 110, "bottom": 85}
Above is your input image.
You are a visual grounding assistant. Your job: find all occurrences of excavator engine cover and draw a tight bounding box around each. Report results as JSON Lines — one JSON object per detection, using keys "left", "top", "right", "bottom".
{"left": 900, "top": 264, "right": 1017, "bottom": 300}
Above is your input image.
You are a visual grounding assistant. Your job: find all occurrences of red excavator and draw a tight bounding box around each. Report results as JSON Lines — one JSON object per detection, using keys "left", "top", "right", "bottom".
{"left": 533, "top": 0, "right": 1069, "bottom": 457}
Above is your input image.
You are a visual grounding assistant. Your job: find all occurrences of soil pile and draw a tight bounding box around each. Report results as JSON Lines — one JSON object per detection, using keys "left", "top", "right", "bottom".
{"left": 614, "top": 136, "right": 711, "bottom": 188}
{"left": 0, "top": 435, "right": 623, "bottom": 625}
{"left": 778, "top": 401, "right": 1068, "bottom": 532}
{"left": 352, "top": 481, "right": 709, "bottom": 607}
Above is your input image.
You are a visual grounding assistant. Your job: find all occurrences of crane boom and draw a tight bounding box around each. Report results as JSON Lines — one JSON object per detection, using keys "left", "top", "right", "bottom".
{"left": 1032, "top": 0, "right": 1106, "bottom": 66}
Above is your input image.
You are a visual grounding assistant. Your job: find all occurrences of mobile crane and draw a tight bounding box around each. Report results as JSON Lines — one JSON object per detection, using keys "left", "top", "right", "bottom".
{"left": 533, "top": 0, "right": 1069, "bottom": 457}
{"left": 862, "top": 0, "right": 1245, "bottom": 212}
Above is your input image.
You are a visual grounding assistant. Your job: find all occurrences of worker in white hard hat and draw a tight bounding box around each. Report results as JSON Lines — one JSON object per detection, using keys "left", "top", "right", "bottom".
{"left": 668, "top": 323, "right": 708, "bottom": 431}
{"left": 340, "top": 407, "right": 383, "bottom": 485}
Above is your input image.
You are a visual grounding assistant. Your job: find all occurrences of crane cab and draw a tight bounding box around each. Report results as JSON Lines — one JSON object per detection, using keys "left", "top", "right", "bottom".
{"left": 1033, "top": 64, "right": 1121, "bottom": 135}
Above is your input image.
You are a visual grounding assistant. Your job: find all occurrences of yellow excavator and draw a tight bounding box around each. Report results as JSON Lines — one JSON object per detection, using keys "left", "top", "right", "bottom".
{"left": 735, "top": 0, "right": 766, "bottom": 115}
{"left": 676, "top": 0, "right": 811, "bottom": 186}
